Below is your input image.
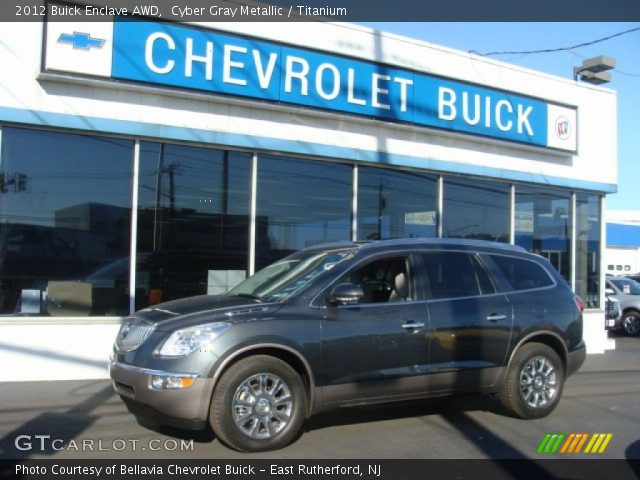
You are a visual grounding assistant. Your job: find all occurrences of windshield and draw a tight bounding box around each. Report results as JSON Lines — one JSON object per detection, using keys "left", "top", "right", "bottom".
{"left": 227, "top": 249, "right": 354, "bottom": 302}
{"left": 610, "top": 278, "right": 640, "bottom": 296}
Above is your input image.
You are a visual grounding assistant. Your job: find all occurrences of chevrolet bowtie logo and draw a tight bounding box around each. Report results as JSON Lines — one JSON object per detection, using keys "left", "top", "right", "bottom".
{"left": 58, "top": 32, "right": 105, "bottom": 50}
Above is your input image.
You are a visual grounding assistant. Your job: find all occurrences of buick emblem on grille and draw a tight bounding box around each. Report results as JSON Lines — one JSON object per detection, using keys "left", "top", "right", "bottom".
{"left": 120, "top": 323, "right": 132, "bottom": 339}
{"left": 117, "top": 319, "right": 156, "bottom": 351}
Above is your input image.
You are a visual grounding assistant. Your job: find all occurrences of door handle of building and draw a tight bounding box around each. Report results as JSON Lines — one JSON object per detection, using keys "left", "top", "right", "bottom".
{"left": 486, "top": 314, "right": 507, "bottom": 322}
{"left": 402, "top": 322, "right": 425, "bottom": 329}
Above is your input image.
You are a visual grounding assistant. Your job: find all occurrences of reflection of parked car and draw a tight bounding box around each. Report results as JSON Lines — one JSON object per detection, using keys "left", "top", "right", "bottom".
{"left": 110, "top": 238, "right": 585, "bottom": 452}
{"left": 86, "top": 250, "right": 247, "bottom": 315}
{"left": 0, "top": 223, "right": 116, "bottom": 315}
{"left": 605, "top": 277, "right": 640, "bottom": 336}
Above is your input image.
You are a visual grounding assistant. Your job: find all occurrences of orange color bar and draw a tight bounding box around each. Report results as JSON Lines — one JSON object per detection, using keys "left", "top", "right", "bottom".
{"left": 560, "top": 434, "right": 575, "bottom": 454}
{"left": 574, "top": 433, "right": 589, "bottom": 453}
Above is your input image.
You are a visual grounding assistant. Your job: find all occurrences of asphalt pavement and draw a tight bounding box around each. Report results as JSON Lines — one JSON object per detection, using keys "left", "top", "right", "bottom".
{"left": 0, "top": 335, "right": 639, "bottom": 460}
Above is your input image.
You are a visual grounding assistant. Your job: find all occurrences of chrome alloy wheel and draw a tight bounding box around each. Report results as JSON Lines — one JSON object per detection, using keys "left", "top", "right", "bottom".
{"left": 519, "top": 356, "right": 558, "bottom": 409}
{"left": 622, "top": 314, "right": 640, "bottom": 336}
{"left": 231, "top": 373, "right": 293, "bottom": 439}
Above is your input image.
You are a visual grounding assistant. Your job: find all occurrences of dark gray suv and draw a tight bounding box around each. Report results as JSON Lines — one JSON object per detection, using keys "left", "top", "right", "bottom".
{"left": 110, "top": 239, "right": 586, "bottom": 452}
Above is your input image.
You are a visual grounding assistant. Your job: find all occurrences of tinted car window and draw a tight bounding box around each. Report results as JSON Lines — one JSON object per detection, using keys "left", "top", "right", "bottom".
{"left": 422, "top": 252, "right": 490, "bottom": 299}
{"left": 610, "top": 278, "right": 640, "bottom": 295}
{"left": 338, "top": 256, "right": 412, "bottom": 304}
{"left": 490, "top": 255, "right": 553, "bottom": 291}
{"left": 474, "top": 257, "right": 497, "bottom": 294}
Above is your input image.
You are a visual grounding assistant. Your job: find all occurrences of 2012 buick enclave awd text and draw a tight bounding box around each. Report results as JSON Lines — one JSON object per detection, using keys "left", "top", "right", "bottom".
{"left": 110, "top": 239, "right": 586, "bottom": 452}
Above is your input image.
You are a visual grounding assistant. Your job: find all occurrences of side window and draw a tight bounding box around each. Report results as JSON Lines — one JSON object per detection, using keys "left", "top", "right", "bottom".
{"left": 338, "top": 256, "right": 412, "bottom": 304}
{"left": 473, "top": 256, "right": 497, "bottom": 295}
{"left": 490, "top": 255, "right": 554, "bottom": 291}
{"left": 422, "top": 252, "right": 490, "bottom": 300}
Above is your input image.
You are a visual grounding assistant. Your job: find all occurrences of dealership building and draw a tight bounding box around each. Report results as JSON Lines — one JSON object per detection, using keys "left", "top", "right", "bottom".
{"left": 0, "top": 14, "right": 617, "bottom": 381}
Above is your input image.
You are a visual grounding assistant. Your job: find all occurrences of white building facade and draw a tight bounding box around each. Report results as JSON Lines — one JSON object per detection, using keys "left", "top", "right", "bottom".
{"left": 606, "top": 211, "right": 640, "bottom": 274}
{"left": 0, "top": 15, "right": 617, "bottom": 381}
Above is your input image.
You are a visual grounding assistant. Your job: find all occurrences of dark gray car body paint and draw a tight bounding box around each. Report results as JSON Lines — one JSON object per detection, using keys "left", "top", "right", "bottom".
{"left": 110, "top": 239, "right": 585, "bottom": 427}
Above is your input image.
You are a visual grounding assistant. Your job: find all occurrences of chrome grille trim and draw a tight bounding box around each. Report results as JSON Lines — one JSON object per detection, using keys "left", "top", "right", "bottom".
{"left": 116, "top": 318, "right": 156, "bottom": 351}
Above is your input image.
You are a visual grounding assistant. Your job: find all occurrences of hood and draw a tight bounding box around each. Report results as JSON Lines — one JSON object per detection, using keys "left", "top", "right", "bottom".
{"left": 134, "top": 294, "right": 267, "bottom": 325}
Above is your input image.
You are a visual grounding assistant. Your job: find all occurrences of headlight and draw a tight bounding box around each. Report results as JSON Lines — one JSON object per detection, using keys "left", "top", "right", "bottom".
{"left": 156, "top": 322, "right": 231, "bottom": 357}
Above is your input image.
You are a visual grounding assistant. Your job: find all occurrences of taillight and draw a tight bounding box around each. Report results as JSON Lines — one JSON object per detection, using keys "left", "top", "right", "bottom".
{"left": 574, "top": 294, "right": 585, "bottom": 312}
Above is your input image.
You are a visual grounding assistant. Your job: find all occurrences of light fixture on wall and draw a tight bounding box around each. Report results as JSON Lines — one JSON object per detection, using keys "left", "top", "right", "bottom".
{"left": 573, "top": 55, "right": 616, "bottom": 85}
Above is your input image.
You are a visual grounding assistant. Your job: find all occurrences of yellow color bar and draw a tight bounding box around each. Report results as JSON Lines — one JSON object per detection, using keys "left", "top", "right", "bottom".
{"left": 598, "top": 434, "right": 613, "bottom": 454}
{"left": 591, "top": 434, "right": 606, "bottom": 453}
{"left": 584, "top": 433, "right": 599, "bottom": 453}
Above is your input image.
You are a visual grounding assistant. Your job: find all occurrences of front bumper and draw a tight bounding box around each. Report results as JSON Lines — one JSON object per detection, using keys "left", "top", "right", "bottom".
{"left": 566, "top": 342, "right": 586, "bottom": 377}
{"left": 109, "top": 361, "right": 213, "bottom": 430}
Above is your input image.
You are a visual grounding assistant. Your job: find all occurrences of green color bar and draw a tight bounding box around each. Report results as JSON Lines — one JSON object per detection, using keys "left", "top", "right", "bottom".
{"left": 550, "top": 433, "right": 566, "bottom": 453}
{"left": 537, "top": 434, "right": 553, "bottom": 454}
{"left": 544, "top": 434, "right": 558, "bottom": 453}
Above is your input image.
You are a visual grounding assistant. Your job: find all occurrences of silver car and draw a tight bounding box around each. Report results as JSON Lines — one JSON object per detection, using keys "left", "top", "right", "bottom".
{"left": 605, "top": 276, "right": 640, "bottom": 336}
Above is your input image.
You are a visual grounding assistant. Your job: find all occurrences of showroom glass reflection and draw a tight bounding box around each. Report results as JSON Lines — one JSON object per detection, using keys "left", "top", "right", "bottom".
{"left": 0, "top": 126, "right": 601, "bottom": 315}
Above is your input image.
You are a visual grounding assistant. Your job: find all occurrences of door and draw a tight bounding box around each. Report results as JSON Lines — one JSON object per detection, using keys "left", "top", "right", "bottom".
{"left": 422, "top": 251, "right": 513, "bottom": 391}
{"left": 320, "top": 254, "right": 430, "bottom": 403}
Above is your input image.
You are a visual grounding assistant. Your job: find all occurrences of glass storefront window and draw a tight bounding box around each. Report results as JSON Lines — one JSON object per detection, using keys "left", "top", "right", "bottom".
{"left": 255, "top": 155, "right": 352, "bottom": 270}
{"left": 515, "top": 186, "right": 571, "bottom": 281}
{"left": 137, "top": 143, "right": 251, "bottom": 308}
{"left": 357, "top": 167, "right": 437, "bottom": 241}
{"left": 0, "top": 127, "right": 133, "bottom": 316}
{"left": 0, "top": 126, "right": 607, "bottom": 316}
{"left": 576, "top": 193, "right": 601, "bottom": 308}
{"left": 443, "top": 176, "right": 510, "bottom": 242}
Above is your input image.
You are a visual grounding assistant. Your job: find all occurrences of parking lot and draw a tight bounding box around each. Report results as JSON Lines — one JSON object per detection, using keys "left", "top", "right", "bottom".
{"left": 0, "top": 335, "right": 638, "bottom": 461}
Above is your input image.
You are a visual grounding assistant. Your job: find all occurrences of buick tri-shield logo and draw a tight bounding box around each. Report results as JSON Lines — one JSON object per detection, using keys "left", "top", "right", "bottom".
{"left": 120, "top": 322, "right": 133, "bottom": 339}
{"left": 555, "top": 116, "right": 571, "bottom": 140}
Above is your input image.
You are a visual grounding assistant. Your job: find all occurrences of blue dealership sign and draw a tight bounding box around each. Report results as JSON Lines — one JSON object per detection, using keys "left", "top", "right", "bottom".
{"left": 47, "top": 18, "right": 576, "bottom": 152}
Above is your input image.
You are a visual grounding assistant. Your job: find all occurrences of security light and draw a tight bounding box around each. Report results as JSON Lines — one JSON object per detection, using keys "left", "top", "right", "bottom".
{"left": 574, "top": 55, "right": 616, "bottom": 85}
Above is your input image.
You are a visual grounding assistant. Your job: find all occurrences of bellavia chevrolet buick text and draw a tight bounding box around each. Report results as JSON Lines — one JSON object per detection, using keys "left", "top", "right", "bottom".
{"left": 110, "top": 239, "right": 586, "bottom": 452}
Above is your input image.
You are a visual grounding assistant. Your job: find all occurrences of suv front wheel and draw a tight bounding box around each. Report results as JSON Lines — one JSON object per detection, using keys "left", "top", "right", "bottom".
{"left": 499, "top": 342, "right": 565, "bottom": 419}
{"left": 210, "top": 355, "right": 306, "bottom": 452}
{"left": 621, "top": 311, "right": 640, "bottom": 336}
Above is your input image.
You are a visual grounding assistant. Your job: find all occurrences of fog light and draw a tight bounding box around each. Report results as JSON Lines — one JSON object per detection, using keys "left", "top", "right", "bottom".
{"left": 151, "top": 375, "right": 195, "bottom": 389}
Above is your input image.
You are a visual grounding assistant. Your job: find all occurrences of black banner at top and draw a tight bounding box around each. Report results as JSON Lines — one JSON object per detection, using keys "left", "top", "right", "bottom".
{"left": 1, "top": 0, "right": 640, "bottom": 21}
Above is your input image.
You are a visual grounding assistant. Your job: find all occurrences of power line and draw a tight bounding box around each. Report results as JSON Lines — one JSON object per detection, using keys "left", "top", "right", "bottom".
{"left": 475, "top": 26, "right": 640, "bottom": 57}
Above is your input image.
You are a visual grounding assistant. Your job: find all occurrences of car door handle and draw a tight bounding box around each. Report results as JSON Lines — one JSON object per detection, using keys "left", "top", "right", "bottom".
{"left": 402, "top": 322, "right": 425, "bottom": 329}
{"left": 486, "top": 314, "right": 507, "bottom": 322}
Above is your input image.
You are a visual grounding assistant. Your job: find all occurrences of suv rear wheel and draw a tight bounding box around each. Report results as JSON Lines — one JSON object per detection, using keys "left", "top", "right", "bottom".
{"left": 210, "top": 355, "right": 306, "bottom": 452}
{"left": 499, "top": 342, "right": 565, "bottom": 419}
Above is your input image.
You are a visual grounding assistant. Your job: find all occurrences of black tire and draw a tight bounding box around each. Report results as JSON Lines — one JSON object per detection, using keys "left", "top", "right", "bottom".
{"left": 621, "top": 311, "right": 640, "bottom": 336}
{"left": 499, "top": 342, "right": 565, "bottom": 419}
{"left": 210, "top": 355, "right": 306, "bottom": 452}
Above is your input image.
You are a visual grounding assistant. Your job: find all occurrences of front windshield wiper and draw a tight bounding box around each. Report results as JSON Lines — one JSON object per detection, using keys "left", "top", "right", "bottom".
{"left": 232, "top": 293, "right": 265, "bottom": 303}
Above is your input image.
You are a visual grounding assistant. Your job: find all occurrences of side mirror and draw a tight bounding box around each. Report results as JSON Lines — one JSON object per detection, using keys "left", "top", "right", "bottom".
{"left": 327, "top": 283, "right": 364, "bottom": 306}
{"left": 605, "top": 288, "right": 615, "bottom": 296}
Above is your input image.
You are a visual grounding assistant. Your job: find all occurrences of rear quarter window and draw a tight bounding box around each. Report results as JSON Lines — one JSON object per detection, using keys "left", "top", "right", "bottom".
{"left": 422, "top": 252, "right": 495, "bottom": 299}
{"left": 490, "top": 255, "right": 554, "bottom": 291}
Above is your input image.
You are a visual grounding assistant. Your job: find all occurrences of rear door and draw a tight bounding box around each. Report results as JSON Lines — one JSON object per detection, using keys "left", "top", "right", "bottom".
{"left": 423, "top": 251, "right": 513, "bottom": 391}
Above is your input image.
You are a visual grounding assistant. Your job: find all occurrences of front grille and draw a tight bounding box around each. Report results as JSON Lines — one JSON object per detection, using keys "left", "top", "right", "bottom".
{"left": 605, "top": 298, "right": 620, "bottom": 319}
{"left": 116, "top": 318, "right": 156, "bottom": 351}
